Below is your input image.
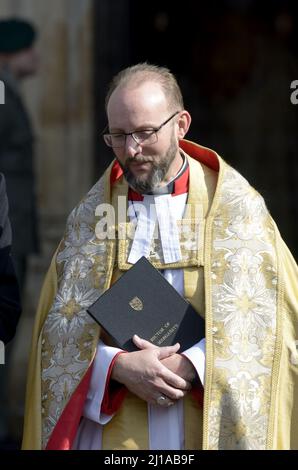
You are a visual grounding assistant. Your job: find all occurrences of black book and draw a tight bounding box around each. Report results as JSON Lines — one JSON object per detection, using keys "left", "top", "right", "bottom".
{"left": 87, "top": 256, "right": 205, "bottom": 352}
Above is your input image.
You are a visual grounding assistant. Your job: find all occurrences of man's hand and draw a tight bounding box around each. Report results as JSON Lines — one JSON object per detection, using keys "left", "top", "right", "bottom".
{"left": 111, "top": 336, "right": 191, "bottom": 406}
{"left": 134, "top": 335, "right": 198, "bottom": 384}
{"left": 161, "top": 354, "right": 197, "bottom": 383}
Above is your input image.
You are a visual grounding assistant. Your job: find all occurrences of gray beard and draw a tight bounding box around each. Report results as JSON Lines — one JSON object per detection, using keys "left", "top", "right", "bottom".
{"left": 122, "top": 136, "right": 177, "bottom": 194}
{"left": 124, "top": 162, "right": 167, "bottom": 194}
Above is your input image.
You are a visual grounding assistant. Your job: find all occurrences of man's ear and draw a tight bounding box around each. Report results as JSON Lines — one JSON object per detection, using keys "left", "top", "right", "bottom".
{"left": 176, "top": 111, "right": 191, "bottom": 140}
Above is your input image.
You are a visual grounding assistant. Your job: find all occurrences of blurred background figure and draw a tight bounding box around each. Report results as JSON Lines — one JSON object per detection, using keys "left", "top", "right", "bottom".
{"left": 0, "top": 1, "right": 95, "bottom": 449}
{"left": 0, "top": 173, "right": 21, "bottom": 346}
{"left": 0, "top": 18, "right": 39, "bottom": 292}
{"left": 0, "top": 173, "right": 22, "bottom": 446}
{"left": 0, "top": 17, "right": 39, "bottom": 449}
{"left": 0, "top": 174, "right": 22, "bottom": 441}
{"left": 0, "top": 172, "right": 22, "bottom": 449}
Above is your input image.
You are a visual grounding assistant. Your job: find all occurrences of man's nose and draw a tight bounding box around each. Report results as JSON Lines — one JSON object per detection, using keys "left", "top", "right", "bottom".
{"left": 125, "top": 134, "right": 141, "bottom": 157}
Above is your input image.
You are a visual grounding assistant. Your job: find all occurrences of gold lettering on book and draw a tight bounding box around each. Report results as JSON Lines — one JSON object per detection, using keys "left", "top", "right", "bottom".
{"left": 157, "top": 324, "right": 178, "bottom": 345}
{"left": 150, "top": 322, "right": 178, "bottom": 345}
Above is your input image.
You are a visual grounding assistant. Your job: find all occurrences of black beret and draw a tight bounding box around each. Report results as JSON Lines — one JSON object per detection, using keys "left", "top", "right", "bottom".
{"left": 0, "top": 18, "right": 36, "bottom": 53}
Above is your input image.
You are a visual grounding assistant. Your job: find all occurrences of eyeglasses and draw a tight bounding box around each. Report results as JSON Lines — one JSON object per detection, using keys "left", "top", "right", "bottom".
{"left": 102, "top": 111, "right": 180, "bottom": 148}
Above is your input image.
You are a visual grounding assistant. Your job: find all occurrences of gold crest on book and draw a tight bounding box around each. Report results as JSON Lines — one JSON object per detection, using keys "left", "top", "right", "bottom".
{"left": 129, "top": 296, "right": 143, "bottom": 311}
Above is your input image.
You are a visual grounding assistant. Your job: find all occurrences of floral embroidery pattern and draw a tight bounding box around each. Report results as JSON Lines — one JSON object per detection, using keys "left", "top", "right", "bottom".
{"left": 40, "top": 179, "right": 114, "bottom": 448}
{"left": 208, "top": 167, "right": 277, "bottom": 449}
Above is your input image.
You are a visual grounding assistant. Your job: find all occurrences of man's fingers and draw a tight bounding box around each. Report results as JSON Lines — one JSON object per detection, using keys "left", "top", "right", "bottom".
{"left": 133, "top": 336, "right": 181, "bottom": 359}
{"left": 133, "top": 334, "right": 155, "bottom": 349}
{"left": 159, "top": 364, "right": 191, "bottom": 393}
{"left": 157, "top": 343, "right": 180, "bottom": 360}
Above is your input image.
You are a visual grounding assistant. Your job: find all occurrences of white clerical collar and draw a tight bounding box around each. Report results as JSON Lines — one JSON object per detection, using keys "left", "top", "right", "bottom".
{"left": 127, "top": 192, "right": 187, "bottom": 265}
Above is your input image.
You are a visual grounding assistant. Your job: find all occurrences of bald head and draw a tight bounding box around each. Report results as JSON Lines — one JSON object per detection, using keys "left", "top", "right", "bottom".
{"left": 105, "top": 63, "right": 184, "bottom": 115}
{"left": 107, "top": 80, "right": 171, "bottom": 132}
